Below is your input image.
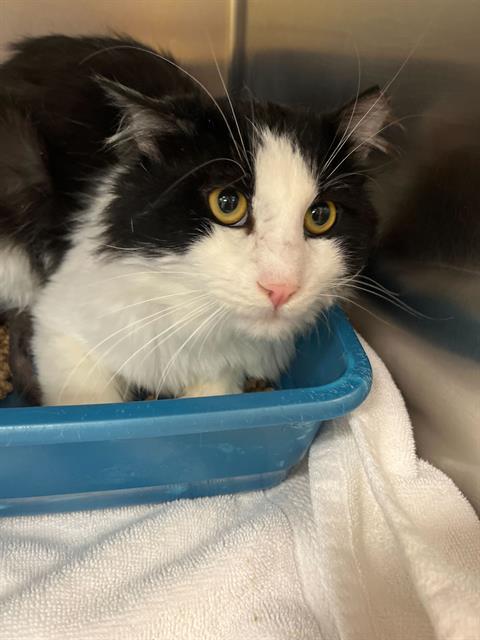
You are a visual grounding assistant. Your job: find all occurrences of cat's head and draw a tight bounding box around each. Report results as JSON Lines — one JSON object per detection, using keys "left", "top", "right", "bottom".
{"left": 97, "top": 79, "right": 391, "bottom": 340}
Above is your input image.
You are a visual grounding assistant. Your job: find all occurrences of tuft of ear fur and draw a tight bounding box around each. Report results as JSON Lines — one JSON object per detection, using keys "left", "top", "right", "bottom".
{"left": 96, "top": 76, "right": 193, "bottom": 158}
{"left": 336, "top": 86, "right": 392, "bottom": 159}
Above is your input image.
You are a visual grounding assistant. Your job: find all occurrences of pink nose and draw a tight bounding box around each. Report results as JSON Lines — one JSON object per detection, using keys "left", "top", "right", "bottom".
{"left": 257, "top": 281, "right": 299, "bottom": 308}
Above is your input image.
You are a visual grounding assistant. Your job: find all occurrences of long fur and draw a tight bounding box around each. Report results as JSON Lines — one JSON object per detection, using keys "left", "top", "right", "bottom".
{"left": 0, "top": 35, "right": 391, "bottom": 405}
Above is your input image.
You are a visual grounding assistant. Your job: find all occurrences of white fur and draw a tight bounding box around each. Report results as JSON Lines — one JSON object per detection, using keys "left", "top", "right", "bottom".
{"left": 340, "top": 93, "right": 390, "bottom": 157}
{"left": 31, "top": 129, "right": 348, "bottom": 405}
{"left": 103, "top": 80, "right": 193, "bottom": 158}
{"left": 0, "top": 241, "right": 39, "bottom": 309}
{"left": 185, "top": 130, "right": 347, "bottom": 339}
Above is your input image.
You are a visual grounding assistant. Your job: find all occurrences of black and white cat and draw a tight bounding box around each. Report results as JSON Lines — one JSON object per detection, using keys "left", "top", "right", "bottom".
{"left": 0, "top": 35, "right": 390, "bottom": 405}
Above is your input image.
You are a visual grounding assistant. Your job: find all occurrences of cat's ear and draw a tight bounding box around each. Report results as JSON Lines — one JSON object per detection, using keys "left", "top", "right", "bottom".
{"left": 96, "top": 77, "right": 191, "bottom": 158}
{"left": 334, "top": 86, "right": 392, "bottom": 160}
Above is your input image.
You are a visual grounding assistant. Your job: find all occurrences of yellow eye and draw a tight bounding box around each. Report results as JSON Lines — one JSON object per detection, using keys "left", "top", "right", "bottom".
{"left": 208, "top": 187, "right": 248, "bottom": 226}
{"left": 304, "top": 200, "right": 337, "bottom": 236}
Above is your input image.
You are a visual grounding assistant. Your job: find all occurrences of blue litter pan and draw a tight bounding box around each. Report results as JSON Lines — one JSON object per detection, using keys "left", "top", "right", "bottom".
{"left": 0, "top": 307, "right": 371, "bottom": 516}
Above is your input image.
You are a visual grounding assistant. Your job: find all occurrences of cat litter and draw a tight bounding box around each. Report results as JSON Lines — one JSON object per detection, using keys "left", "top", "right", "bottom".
{"left": 0, "top": 325, "right": 12, "bottom": 400}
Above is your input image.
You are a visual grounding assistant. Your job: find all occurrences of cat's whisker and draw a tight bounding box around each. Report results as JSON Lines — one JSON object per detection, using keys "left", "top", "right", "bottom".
{"left": 321, "top": 170, "right": 382, "bottom": 191}
{"left": 102, "top": 245, "right": 144, "bottom": 252}
{"left": 337, "top": 269, "right": 444, "bottom": 319}
{"left": 354, "top": 274, "right": 401, "bottom": 296}
{"left": 99, "top": 289, "right": 203, "bottom": 317}
{"left": 58, "top": 308, "right": 162, "bottom": 401}
{"left": 315, "top": 292, "right": 399, "bottom": 330}
{"left": 304, "top": 279, "right": 395, "bottom": 328}
{"left": 221, "top": 173, "right": 250, "bottom": 190}
{"left": 197, "top": 305, "right": 230, "bottom": 363}
{"left": 64, "top": 117, "right": 93, "bottom": 130}
{"left": 343, "top": 282, "right": 438, "bottom": 319}
{"left": 104, "top": 299, "right": 216, "bottom": 393}
{"left": 401, "top": 261, "right": 480, "bottom": 276}
{"left": 335, "top": 266, "right": 365, "bottom": 287}
{"left": 155, "top": 303, "right": 225, "bottom": 397}
{"left": 352, "top": 278, "right": 403, "bottom": 301}
{"left": 322, "top": 309, "right": 334, "bottom": 338}
{"left": 320, "top": 30, "right": 427, "bottom": 180}
{"left": 57, "top": 308, "right": 157, "bottom": 402}
{"left": 80, "top": 296, "right": 211, "bottom": 387}
{"left": 353, "top": 273, "right": 455, "bottom": 320}
{"left": 208, "top": 38, "right": 252, "bottom": 172}
{"left": 320, "top": 40, "right": 362, "bottom": 176}
{"left": 80, "top": 44, "right": 246, "bottom": 167}
{"left": 244, "top": 86, "right": 261, "bottom": 143}
{"left": 351, "top": 281, "right": 402, "bottom": 304}
{"left": 139, "top": 300, "right": 221, "bottom": 399}
{"left": 245, "top": 116, "right": 261, "bottom": 139}
{"left": 144, "top": 157, "right": 246, "bottom": 213}
{"left": 322, "top": 171, "right": 367, "bottom": 187}
{"left": 58, "top": 294, "right": 209, "bottom": 401}
{"left": 85, "top": 270, "right": 199, "bottom": 286}
{"left": 322, "top": 113, "right": 418, "bottom": 184}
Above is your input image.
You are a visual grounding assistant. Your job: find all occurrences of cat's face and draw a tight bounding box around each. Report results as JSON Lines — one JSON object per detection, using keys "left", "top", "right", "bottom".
{"left": 100, "top": 82, "right": 390, "bottom": 340}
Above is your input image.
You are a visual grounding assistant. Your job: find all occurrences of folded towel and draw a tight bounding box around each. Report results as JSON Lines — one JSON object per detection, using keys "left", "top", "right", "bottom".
{"left": 0, "top": 340, "right": 479, "bottom": 640}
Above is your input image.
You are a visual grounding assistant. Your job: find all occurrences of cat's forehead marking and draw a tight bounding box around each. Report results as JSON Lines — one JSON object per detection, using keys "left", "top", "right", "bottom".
{"left": 252, "top": 128, "right": 318, "bottom": 229}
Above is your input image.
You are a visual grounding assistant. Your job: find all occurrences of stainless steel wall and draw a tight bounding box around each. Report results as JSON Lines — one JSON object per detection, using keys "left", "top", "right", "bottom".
{"left": 0, "top": 0, "right": 233, "bottom": 94}
{"left": 238, "top": 0, "right": 480, "bottom": 509}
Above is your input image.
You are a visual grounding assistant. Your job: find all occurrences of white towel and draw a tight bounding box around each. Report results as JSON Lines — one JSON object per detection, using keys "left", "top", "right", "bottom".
{"left": 0, "top": 340, "right": 479, "bottom": 640}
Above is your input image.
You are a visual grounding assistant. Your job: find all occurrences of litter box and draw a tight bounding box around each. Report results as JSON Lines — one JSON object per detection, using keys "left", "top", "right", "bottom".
{"left": 0, "top": 307, "right": 371, "bottom": 516}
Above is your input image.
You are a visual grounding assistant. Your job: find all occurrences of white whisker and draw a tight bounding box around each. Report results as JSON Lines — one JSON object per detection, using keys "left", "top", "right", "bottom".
{"left": 82, "top": 296, "right": 211, "bottom": 386}
{"left": 344, "top": 282, "right": 436, "bottom": 319}
{"left": 58, "top": 294, "right": 209, "bottom": 400}
{"left": 208, "top": 37, "right": 251, "bottom": 172}
{"left": 104, "top": 299, "right": 216, "bottom": 392}
{"left": 146, "top": 157, "right": 246, "bottom": 210}
{"left": 156, "top": 303, "right": 225, "bottom": 396}
{"left": 86, "top": 270, "right": 199, "bottom": 286}
{"left": 326, "top": 292, "right": 399, "bottom": 330}
{"left": 355, "top": 274, "right": 401, "bottom": 296}
{"left": 80, "top": 44, "right": 247, "bottom": 166}
{"left": 404, "top": 261, "right": 480, "bottom": 277}
{"left": 321, "top": 33, "right": 427, "bottom": 181}
{"left": 99, "top": 290, "right": 203, "bottom": 317}
{"left": 323, "top": 114, "right": 420, "bottom": 183}
{"left": 320, "top": 40, "right": 362, "bottom": 176}
{"left": 197, "top": 305, "right": 229, "bottom": 362}
{"left": 322, "top": 170, "right": 382, "bottom": 192}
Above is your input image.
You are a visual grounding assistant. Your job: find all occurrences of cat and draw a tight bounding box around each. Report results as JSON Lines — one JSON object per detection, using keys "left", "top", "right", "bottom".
{"left": 0, "top": 34, "right": 390, "bottom": 405}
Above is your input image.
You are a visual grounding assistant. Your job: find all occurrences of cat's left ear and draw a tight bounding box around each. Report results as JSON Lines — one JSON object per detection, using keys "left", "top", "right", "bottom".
{"left": 96, "top": 76, "right": 192, "bottom": 158}
{"left": 334, "top": 86, "right": 392, "bottom": 160}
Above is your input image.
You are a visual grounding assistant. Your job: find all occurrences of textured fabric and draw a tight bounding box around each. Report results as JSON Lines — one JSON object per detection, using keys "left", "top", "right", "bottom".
{"left": 0, "top": 340, "right": 479, "bottom": 640}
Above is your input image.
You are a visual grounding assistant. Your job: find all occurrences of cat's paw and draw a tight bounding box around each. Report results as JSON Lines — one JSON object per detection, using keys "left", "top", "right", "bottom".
{"left": 180, "top": 380, "right": 243, "bottom": 398}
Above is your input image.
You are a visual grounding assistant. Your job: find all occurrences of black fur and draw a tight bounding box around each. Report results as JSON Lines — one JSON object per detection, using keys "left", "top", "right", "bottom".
{"left": 0, "top": 33, "right": 383, "bottom": 291}
{"left": 0, "top": 34, "right": 193, "bottom": 280}
{"left": 6, "top": 310, "right": 41, "bottom": 406}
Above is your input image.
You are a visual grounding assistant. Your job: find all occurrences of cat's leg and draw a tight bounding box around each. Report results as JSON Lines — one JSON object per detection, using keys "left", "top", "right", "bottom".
{"left": 33, "top": 328, "right": 125, "bottom": 406}
{"left": 180, "top": 377, "right": 243, "bottom": 398}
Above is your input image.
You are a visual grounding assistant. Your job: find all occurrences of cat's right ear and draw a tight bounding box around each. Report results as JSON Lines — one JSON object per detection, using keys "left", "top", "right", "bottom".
{"left": 96, "top": 77, "right": 193, "bottom": 158}
{"left": 333, "top": 86, "right": 393, "bottom": 160}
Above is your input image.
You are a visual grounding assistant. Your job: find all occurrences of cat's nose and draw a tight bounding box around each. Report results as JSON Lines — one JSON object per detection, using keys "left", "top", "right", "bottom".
{"left": 257, "top": 281, "right": 299, "bottom": 308}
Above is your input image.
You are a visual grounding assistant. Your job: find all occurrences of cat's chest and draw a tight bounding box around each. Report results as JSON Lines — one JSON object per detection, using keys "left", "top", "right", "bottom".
{"left": 95, "top": 301, "right": 279, "bottom": 390}
{"left": 35, "top": 246, "right": 292, "bottom": 392}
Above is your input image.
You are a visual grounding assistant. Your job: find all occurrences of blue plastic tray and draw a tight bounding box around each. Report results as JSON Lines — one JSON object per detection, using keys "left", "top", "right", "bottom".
{"left": 0, "top": 307, "right": 371, "bottom": 516}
